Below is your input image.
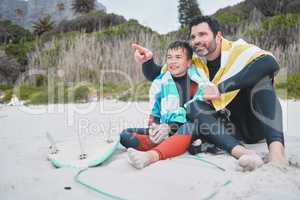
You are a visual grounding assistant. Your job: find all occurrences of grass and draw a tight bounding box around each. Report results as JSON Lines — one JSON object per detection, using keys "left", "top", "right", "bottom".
{"left": 1, "top": 70, "right": 299, "bottom": 105}
{"left": 275, "top": 68, "right": 300, "bottom": 99}
{"left": 0, "top": 80, "right": 150, "bottom": 105}
{"left": 117, "top": 81, "right": 150, "bottom": 101}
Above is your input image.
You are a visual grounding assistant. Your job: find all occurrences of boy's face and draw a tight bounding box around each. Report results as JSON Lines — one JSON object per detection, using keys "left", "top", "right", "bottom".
{"left": 166, "top": 48, "right": 192, "bottom": 77}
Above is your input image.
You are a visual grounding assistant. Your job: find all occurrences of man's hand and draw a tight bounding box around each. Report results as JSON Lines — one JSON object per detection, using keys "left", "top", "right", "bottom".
{"left": 149, "top": 123, "right": 170, "bottom": 144}
{"left": 132, "top": 43, "right": 153, "bottom": 64}
{"left": 203, "top": 84, "right": 220, "bottom": 100}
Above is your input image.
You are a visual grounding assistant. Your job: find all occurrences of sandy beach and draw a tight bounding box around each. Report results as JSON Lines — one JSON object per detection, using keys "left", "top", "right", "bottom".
{"left": 0, "top": 100, "right": 299, "bottom": 200}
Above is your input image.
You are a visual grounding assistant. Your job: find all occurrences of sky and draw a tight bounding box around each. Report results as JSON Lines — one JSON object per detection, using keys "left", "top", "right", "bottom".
{"left": 99, "top": 0, "right": 245, "bottom": 34}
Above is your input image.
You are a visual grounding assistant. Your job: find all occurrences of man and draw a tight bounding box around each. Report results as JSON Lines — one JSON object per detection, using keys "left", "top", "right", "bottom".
{"left": 132, "top": 16, "right": 287, "bottom": 170}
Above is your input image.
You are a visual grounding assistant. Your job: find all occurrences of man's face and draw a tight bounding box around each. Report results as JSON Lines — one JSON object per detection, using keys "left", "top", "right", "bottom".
{"left": 190, "top": 22, "right": 220, "bottom": 57}
{"left": 166, "top": 48, "right": 191, "bottom": 77}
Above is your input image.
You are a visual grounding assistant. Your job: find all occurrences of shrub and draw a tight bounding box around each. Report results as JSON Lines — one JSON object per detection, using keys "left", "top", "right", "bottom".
{"left": 2, "top": 89, "right": 12, "bottom": 102}
{"left": 14, "top": 85, "right": 45, "bottom": 100}
{"left": 95, "top": 19, "right": 153, "bottom": 39}
{"left": 28, "top": 84, "right": 69, "bottom": 104}
{"left": 216, "top": 11, "right": 241, "bottom": 24}
{"left": 0, "top": 19, "right": 33, "bottom": 44}
{"left": 118, "top": 81, "right": 150, "bottom": 102}
{"left": 28, "top": 91, "right": 49, "bottom": 105}
{"left": 4, "top": 41, "right": 35, "bottom": 65}
{"left": 262, "top": 14, "right": 300, "bottom": 30}
{"left": 97, "top": 81, "right": 130, "bottom": 98}
{"left": 286, "top": 69, "right": 300, "bottom": 99}
{"left": 73, "top": 84, "right": 90, "bottom": 102}
{"left": 0, "top": 84, "right": 12, "bottom": 90}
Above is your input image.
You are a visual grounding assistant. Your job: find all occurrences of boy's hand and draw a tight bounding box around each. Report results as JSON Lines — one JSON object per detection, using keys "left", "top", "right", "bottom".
{"left": 203, "top": 84, "right": 220, "bottom": 100}
{"left": 132, "top": 43, "right": 153, "bottom": 64}
{"left": 149, "top": 124, "right": 170, "bottom": 144}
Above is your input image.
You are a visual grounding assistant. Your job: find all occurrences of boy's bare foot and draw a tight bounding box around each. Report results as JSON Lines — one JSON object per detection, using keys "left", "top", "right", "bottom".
{"left": 127, "top": 148, "right": 159, "bottom": 169}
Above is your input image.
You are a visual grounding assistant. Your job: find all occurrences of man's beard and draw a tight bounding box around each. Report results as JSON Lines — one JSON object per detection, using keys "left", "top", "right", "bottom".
{"left": 194, "top": 40, "right": 217, "bottom": 57}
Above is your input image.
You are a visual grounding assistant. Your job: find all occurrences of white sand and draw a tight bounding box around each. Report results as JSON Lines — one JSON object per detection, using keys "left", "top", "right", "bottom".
{"left": 0, "top": 100, "right": 299, "bottom": 200}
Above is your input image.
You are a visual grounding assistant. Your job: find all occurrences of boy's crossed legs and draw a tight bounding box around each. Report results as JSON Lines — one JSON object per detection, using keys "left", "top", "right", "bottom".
{"left": 120, "top": 124, "right": 193, "bottom": 169}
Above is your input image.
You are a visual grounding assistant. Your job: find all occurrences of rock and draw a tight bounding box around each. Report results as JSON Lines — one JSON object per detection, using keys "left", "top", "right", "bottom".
{"left": 0, "top": 51, "right": 22, "bottom": 84}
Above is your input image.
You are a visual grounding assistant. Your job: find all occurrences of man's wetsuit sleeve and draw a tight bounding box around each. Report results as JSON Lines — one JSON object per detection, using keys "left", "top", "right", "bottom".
{"left": 217, "top": 55, "right": 280, "bottom": 93}
{"left": 142, "top": 58, "right": 162, "bottom": 81}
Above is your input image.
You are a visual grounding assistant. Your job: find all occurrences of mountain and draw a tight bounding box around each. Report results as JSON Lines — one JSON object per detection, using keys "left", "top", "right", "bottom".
{"left": 0, "top": 0, "right": 106, "bottom": 29}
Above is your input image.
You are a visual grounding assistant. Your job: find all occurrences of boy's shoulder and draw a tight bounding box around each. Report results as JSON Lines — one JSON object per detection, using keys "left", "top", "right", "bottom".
{"left": 153, "top": 71, "right": 167, "bottom": 81}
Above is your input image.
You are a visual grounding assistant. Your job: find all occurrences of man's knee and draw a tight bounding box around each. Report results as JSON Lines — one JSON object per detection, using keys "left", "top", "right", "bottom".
{"left": 186, "top": 100, "right": 217, "bottom": 121}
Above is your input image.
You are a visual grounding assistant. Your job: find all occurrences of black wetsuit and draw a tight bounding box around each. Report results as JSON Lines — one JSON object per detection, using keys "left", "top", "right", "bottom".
{"left": 142, "top": 55, "right": 284, "bottom": 153}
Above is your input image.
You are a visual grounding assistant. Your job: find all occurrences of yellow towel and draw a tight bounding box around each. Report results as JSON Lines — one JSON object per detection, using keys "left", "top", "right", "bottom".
{"left": 162, "top": 38, "right": 273, "bottom": 111}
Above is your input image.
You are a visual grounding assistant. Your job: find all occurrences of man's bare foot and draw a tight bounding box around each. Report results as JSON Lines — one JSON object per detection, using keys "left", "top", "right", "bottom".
{"left": 268, "top": 141, "right": 288, "bottom": 169}
{"left": 231, "top": 145, "right": 263, "bottom": 171}
{"left": 127, "top": 148, "right": 159, "bottom": 169}
{"left": 231, "top": 145, "right": 256, "bottom": 158}
{"left": 238, "top": 153, "right": 264, "bottom": 171}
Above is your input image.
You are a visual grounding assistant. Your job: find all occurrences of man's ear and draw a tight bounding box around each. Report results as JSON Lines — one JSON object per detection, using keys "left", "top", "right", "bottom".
{"left": 216, "top": 31, "right": 222, "bottom": 41}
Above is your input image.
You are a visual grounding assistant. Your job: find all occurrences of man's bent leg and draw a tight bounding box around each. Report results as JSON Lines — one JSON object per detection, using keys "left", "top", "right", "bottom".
{"left": 248, "top": 77, "right": 287, "bottom": 166}
{"left": 187, "top": 101, "right": 248, "bottom": 156}
{"left": 187, "top": 101, "right": 264, "bottom": 170}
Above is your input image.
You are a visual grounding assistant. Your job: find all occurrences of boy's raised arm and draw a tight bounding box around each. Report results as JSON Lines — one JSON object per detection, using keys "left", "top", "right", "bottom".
{"left": 132, "top": 43, "right": 162, "bottom": 81}
{"left": 132, "top": 43, "right": 153, "bottom": 64}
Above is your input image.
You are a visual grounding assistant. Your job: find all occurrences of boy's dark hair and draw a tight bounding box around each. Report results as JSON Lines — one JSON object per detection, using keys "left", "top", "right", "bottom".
{"left": 167, "top": 41, "right": 193, "bottom": 60}
{"left": 189, "top": 15, "right": 221, "bottom": 36}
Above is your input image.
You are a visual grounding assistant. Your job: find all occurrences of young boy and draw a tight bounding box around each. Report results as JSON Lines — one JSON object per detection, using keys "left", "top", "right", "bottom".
{"left": 120, "top": 41, "right": 209, "bottom": 169}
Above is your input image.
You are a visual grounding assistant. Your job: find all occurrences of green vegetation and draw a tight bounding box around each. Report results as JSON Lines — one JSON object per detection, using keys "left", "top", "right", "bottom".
{"left": 215, "top": 11, "right": 241, "bottom": 24}
{"left": 178, "top": 0, "right": 202, "bottom": 27}
{"left": 32, "top": 15, "right": 55, "bottom": 36}
{"left": 72, "top": 83, "right": 91, "bottom": 102}
{"left": 0, "top": 84, "right": 12, "bottom": 91}
{"left": 118, "top": 81, "right": 150, "bottom": 102}
{"left": 100, "top": 81, "right": 129, "bottom": 95}
{"left": 213, "top": 1, "right": 251, "bottom": 22}
{"left": 1, "top": 1, "right": 299, "bottom": 104}
{"left": 262, "top": 14, "right": 300, "bottom": 30}
{"left": 275, "top": 70, "right": 300, "bottom": 99}
{"left": 0, "top": 80, "right": 149, "bottom": 105}
{"left": 16, "top": 85, "right": 46, "bottom": 100}
{"left": 2, "top": 89, "right": 13, "bottom": 102}
{"left": 28, "top": 84, "right": 68, "bottom": 105}
{"left": 0, "top": 19, "right": 35, "bottom": 65}
{"left": 0, "top": 19, "right": 33, "bottom": 44}
{"left": 95, "top": 19, "right": 153, "bottom": 39}
{"left": 4, "top": 41, "right": 35, "bottom": 65}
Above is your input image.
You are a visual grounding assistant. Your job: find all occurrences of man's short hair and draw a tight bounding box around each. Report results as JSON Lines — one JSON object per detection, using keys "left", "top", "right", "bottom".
{"left": 167, "top": 41, "right": 193, "bottom": 60}
{"left": 189, "top": 15, "right": 221, "bottom": 36}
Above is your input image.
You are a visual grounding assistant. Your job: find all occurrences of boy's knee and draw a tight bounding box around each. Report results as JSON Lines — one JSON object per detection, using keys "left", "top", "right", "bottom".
{"left": 120, "top": 129, "right": 138, "bottom": 149}
{"left": 176, "top": 123, "right": 195, "bottom": 135}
